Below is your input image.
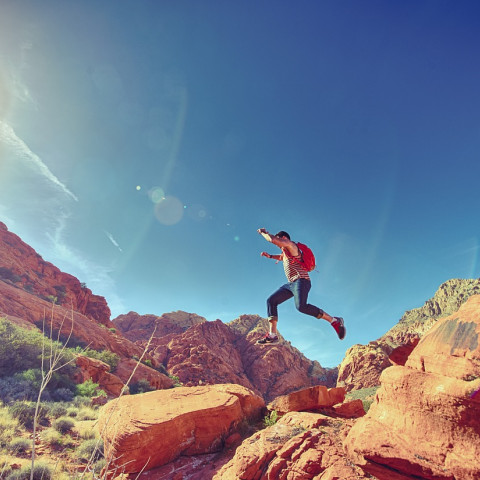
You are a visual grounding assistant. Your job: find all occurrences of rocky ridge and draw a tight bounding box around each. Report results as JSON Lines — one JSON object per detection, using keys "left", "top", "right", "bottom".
{"left": 345, "top": 294, "right": 480, "bottom": 479}
{"left": 114, "top": 312, "right": 338, "bottom": 402}
{"left": 337, "top": 278, "right": 480, "bottom": 392}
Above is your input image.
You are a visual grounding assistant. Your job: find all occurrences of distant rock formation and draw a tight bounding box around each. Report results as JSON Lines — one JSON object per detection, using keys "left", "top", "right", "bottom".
{"left": 337, "top": 278, "right": 480, "bottom": 392}
{"left": 0, "top": 222, "right": 111, "bottom": 324}
{"left": 114, "top": 310, "right": 206, "bottom": 342}
{"left": 0, "top": 222, "right": 171, "bottom": 394}
{"left": 116, "top": 313, "right": 338, "bottom": 401}
{"left": 344, "top": 294, "right": 480, "bottom": 480}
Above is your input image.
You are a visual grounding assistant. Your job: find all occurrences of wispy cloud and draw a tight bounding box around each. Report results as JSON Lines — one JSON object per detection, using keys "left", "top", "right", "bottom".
{"left": 104, "top": 230, "right": 123, "bottom": 252}
{"left": 0, "top": 119, "right": 124, "bottom": 318}
{"left": 0, "top": 120, "right": 78, "bottom": 201}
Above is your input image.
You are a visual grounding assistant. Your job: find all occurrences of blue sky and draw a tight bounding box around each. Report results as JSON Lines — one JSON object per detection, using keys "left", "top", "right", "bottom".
{"left": 1, "top": 1, "right": 480, "bottom": 367}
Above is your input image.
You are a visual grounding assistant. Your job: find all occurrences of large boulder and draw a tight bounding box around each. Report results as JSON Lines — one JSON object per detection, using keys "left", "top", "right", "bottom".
{"left": 345, "top": 294, "right": 480, "bottom": 480}
{"left": 98, "top": 384, "right": 265, "bottom": 475}
{"left": 267, "top": 385, "right": 345, "bottom": 414}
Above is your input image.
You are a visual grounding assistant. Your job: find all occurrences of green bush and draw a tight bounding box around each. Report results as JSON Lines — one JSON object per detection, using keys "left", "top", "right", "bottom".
{"left": 264, "top": 410, "right": 278, "bottom": 427}
{"left": 74, "top": 347, "right": 119, "bottom": 372}
{"left": 6, "top": 461, "right": 52, "bottom": 480}
{"left": 72, "top": 396, "right": 91, "bottom": 408}
{"left": 75, "top": 379, "right": 104, "bottom": 398}
{"left": 8, "top": 401, "right": 49, "bottom": 429}
{"left": 76, "top": 407, "right": 98, "bottom": 421}
{"left": 130, "top": 378, "right": 155, "bottom": 395}
{"left": 0, "top": 404, "right": 19, "bottom": 447}
{"left": 0, "top": 318, "right": 75, "bottom": 378}
{"left": 41, "top": 428, "right": 74, "bottom": 448}
{"left": 52, "top": 416, "right": 75, "bottom": 434}
{"left": 0, "top": 370, "right": 76, "bottom": 404}
{"left": 7, "top": 437, "right": 30, "bottom": 454}
{"left": 76, "top": 438, "right": 104, "bottom": 463}
{"left": 45, "top": 402, "right": 68, "bottom": 418}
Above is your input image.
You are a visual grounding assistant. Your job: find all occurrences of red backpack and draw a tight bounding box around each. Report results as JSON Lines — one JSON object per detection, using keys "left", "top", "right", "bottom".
{"left": 295, "top": 242, "right": 316, "bottom": 272}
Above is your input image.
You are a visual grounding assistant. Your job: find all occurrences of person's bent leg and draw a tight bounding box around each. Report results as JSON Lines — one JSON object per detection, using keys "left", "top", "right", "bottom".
{"left": 293, "top": 279, "right": 325, "bottom": 318}
{"left": 266, "top": 284, "right": 293, "bottom": 335}
{"left": 293, "top": 279, "right": 346, "bottom": 339}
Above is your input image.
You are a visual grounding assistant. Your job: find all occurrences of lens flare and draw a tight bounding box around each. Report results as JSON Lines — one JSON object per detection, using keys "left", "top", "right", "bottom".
{"left": 148, "top": 186, "right": 166, "bottom": 204}
{"left": 154, "top": 195, "right": 184, "bottom": 225}
{"left": 187, "top": 204, "right": 208, "bottom": 222}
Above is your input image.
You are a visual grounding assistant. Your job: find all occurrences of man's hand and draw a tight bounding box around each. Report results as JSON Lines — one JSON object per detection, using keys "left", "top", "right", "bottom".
{"left": 260, "top": 251, "right": 270, "bottom": 258}
{"left": 257, "top": 228, "right": 267, "bottom": 235}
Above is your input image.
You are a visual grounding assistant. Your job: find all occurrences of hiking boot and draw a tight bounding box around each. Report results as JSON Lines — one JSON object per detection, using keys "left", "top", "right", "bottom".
{"left": 256, "top": 333, "right": 279, "bottom": 344}
{"left": 331, "top": 317, "right": 346, "bottom": 340}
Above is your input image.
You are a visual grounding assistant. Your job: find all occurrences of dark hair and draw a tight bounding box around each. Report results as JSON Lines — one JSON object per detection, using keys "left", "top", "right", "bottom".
{"left": 275, "top": 231, "right": 290, "bottom": 240}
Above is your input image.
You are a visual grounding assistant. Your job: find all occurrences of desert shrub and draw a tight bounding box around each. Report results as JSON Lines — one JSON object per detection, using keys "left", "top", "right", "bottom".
{"left": 0, "top": 319, "right": 44, "bottom": 376}
{"left": 52, "top": 416, "right": 75, "bottom": 434}
{"left": 41, "top": 428, "right": 74, "bottom": 448}
{"left": 66, "top": 407, "right": 79, "bottom": 418}
{"left": 53, "top": 285, "right": 67, "bottom": 305}
{"left": 1, "top": 460, "right": 13, "bottom": 479}
{"left": 345, "top": 386, "right": 379, "bottom": 413}
{"left": 72, "top": 396, "right": 91, "bottom": 408}
{"left": 264, "top": 410, "right": 278, "bottom": 427}
{"left": 75, "top": 379, "right": 104, "bottom": 398}
{"left": 76, "top": 407, "right": 98, "bottom": 421}
{"left": 0, "top": 371, "right": 76, "bottom": 404}
{"left": 7, "top": 438, "right": 30, "bottom": 454}
{"left": 91, "top": 457, "right": 106, "bottom": 475}
{"left": 76, "top": 438, "right": 104, "bottom": 463}
{"left": 6, "top": 462, "right": 52, "bottom": 480}
{"left": 50, "top": 387, "right": 75, "bottom": 403}
{"left": 8, "top": 401, "right": 49, "bottom": 429}
{"left": 45, "top": 402, "right": 68, "bottom": 419}
{"left": 77, "top": 426, "right": 97, "bottom": 440}
{"left": 0, "top": 267, "right": 22, "bottom": 283}
{"left": 0, "top": 376, "right": 38, "bottom": 403}
{"left": 169, "top": 375, "right": 183, "bottom": 387}
{"left": 0, "top": 404, "right": 19, "bottom": 446}
{"left": 75, "top": 347, "right": 119, "bottom": 371}
{"left": 129, "top": 378, "right": 155, "bottom": 395}
{"left": 0, "top": 318, "right": 76, "bottom": 379}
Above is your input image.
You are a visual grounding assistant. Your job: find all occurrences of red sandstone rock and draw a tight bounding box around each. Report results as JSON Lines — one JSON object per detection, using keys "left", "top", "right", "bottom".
{"left": 145, "top": 315, "right": 336, "bottom": 402}
{"left": 114, "top": 311, "right": 206, "bottom": 342}
{"left": 337, "top": 342, "right": 393, "bottom": 393}
{"left": 337, "top": 279, "right": 480, "bottom": 394}
{"left": 267, "top": 385, "right": 346, "bottom": 414}
{"left": 330, "top": 399, "right": 365, "bottom": 418}
{"left": 345, "top": 294, "right": 480, "bottom": 480}
{"left": 75, "top": 355, "right": 125, "bottom": 397}
{"left": 98, "top": 384, "right": 265, "bottom": 475}
{"left": 0, "top": 222, "right": 111, "bottom": 324}
{"left": 388, "top": 336, "right": 420, "bottom": 365}
{"left": 214, "top": 412, "right": 370, "bottom": 480}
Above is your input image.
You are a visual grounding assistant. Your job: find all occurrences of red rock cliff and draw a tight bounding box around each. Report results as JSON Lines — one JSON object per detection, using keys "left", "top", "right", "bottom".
{"left": 0, "top": 222, "right": 111, "bottom": 324}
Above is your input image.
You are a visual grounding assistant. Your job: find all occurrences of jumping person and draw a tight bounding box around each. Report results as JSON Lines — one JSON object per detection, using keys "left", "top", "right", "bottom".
{"left": 257, "top": 228, "right": 346, "bottom": 344}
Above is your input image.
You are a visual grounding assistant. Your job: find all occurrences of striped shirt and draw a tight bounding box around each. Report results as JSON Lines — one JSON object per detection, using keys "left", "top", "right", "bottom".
{"left": 282, "top": 248, "right": 310, "bottom": 282}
